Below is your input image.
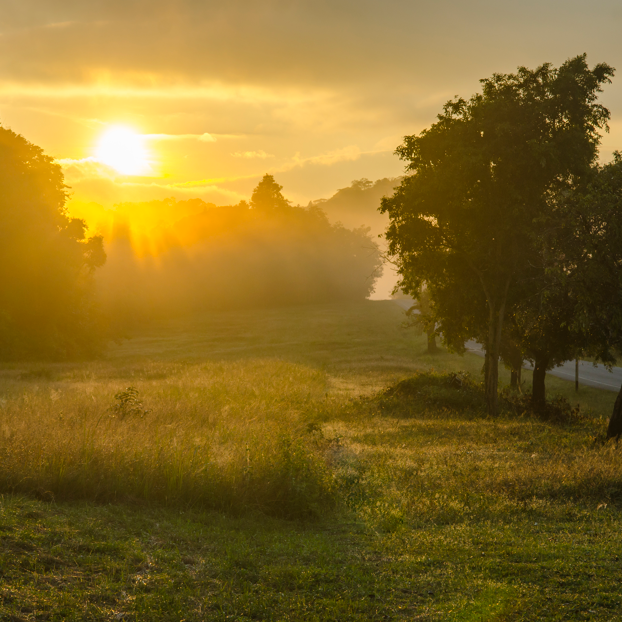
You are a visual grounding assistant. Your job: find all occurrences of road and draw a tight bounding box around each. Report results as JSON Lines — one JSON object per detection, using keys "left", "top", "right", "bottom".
{"left": 392, "top": 298, "right": 622, "bottom": 392}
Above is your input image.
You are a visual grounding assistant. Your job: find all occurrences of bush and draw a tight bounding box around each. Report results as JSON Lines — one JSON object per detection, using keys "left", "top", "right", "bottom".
{"left": 375, "top": 371, "right": 487, "bottom": 416}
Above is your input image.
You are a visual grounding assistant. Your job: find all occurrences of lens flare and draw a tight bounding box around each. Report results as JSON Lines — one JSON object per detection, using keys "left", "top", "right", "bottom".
{"left": 96, "top": 126, "right": 150, "bottom": 175}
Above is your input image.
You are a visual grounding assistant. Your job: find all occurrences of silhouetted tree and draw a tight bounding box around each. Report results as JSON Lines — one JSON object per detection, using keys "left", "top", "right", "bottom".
{"left": 554, "top": 155, "right": 622, "bottom": 437}
{"left": 0, "top": 127, "right": 106, "bottom": 359}
{"left": 94, "top": 177, "right": 383, "bottom": 322}
{"left": 382, "top": 55, "right": 614, "bottom": 416}
{"left": 251, "top": 174, "right": 291, "bottom": 213}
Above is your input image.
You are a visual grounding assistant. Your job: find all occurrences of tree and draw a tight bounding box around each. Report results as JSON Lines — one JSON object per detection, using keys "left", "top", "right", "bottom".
{"left": 555, "top": 155, "right": 622, "bottom": 437}
{"left": 510, "top": 283, "right": 585, "bottom": 410}
{"left": 0, "top": 127, "right": 106, "bottom": 359}
{"left": 250, "top": 174, "right": 291, "bottom": 213}
{"left": 94, "top": 177, "right": 383, "bottom": 321}
{"left": 381, "top": 55, "right": 614, "bottom": 416}
{"left": 402, "top": 285, "right": 438, "bottom": 353}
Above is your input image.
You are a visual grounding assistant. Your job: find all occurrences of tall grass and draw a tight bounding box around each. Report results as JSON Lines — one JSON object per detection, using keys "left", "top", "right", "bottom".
{"left": 0, "top": 301, "right": 620, "bottom": 525}
{"left": 0, "top": 359, "right": 335, "bottom": 518}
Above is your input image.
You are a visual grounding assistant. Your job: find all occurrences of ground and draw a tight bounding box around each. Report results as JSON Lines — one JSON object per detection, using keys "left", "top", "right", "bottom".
{"left": 0, "top": 301, "right": 620, "bottom": 621}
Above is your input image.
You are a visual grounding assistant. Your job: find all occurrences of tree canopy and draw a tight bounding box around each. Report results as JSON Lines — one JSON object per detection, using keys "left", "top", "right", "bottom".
{"left": 552, "top": 154, "right": 622, "bottom": 435}
{"left": 250, "top": 174, "right": 291, "bottom": 213}
{"left": 381, "top": 55, "right": 614, "bottom": 415}
{"left": 0, "top": 127, "right": 106, "bottom": 359}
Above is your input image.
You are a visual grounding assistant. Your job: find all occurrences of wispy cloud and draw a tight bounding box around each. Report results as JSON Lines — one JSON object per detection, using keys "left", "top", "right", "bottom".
{"left": 231, "top": 150, "right": 274, "bottom": 159}
{"left": 146, "top": 132, "right": 216, "bottom": 142}
{"left": 57, "top": 156, "right": 119, "bottom": 179}
{"left": 275, "top": 146, "right": 364, "bottom": 172}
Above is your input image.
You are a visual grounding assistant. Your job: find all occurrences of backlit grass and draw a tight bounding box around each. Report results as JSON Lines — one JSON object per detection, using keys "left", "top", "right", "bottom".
{"left": 0, "top": 358, "right": 335, "bottom": 518}
{"left": 0, "top": 300, "right": 621, "bottom": 620}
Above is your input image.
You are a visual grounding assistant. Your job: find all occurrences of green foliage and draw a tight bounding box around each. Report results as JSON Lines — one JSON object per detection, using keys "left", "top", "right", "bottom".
{"left": 381, "top": 55, "right": 615, "bottom": 415}
{"left": 378, "top": 371, "right": 486, "bottom": 415}
{"left": 0, "top": 127, "right": 107, "bottom": 360}
{"left": 560, "top": 155, "right": 622, "bottom": 358}
{"left": 554, "top": 155, "right": 622, "bottom": 436}
{"left": 375, "top": 370, "right": 588, "bottom": 424}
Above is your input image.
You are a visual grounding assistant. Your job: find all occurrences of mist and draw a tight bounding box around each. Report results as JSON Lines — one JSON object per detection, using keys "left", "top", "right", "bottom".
{"left": 86, "top": 177, "right": 385, "bottom": 331}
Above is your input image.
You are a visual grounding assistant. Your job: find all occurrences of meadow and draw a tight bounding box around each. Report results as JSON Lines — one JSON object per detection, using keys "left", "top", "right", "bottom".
{"left": 0, "top": 300, "right": 621, "bottom": 621}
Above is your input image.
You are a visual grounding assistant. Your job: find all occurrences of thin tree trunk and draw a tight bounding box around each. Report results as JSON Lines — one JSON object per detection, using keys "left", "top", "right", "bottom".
{"left": 485, "top": 298, "right": 506, "bottom": 417}
{"left": 486, "top": 348, "right": 499, "bottom": 416}
{"left": 485, "top": 305, "right": 505, "bottom": 417}
{"left": 532, "top": 353, "right": 548, "bottom": 412}
{"left": 426, "top": 330, "right": 438, "bottom": 353}
{"left": 607, "top": 383, "right": 622, "bottom": 439}
{"left": 511, "top": 370, "right": 519, "bottom": 390}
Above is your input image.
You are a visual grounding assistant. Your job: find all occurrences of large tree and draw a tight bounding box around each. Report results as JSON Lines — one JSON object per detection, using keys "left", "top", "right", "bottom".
{"left": 555, "top": 155, "right": 622, "bottom": 437}
{"left": 381, "top": 55, "right": 614, "bottom": 416}
{"left": 0, "top": 127, "right": 106, "bottom": 359}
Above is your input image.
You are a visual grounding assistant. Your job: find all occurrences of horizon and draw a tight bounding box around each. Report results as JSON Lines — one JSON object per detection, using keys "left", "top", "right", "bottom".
{"left": 1, "top": 1, "right": 621, "bottom": 212}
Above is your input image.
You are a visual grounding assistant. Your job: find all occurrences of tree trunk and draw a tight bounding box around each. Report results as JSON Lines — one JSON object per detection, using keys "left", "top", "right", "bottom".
{"left": 485, "top": 347, "right": 499, "bottom": 417}
{"left": 532, "top": 353, "right": 548, "bottom": 412}
{"left": 607, "top": 383, "right": 622, "bottom": 439}
{"left": 485, "top": 298, "right": 506, "bottom": 417}
{"left": 480, "top": 278, "right": 510, "bottom": 418}
{"left": 510, "top": 369, "right": 520, "bottom": 391}
{"left": 427, "top": 330, "right": 438, "bottom": 353}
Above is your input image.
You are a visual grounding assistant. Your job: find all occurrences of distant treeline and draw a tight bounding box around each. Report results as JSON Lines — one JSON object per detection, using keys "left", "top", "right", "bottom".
{"left": 0, "top": 130, "right": 383, "bottom": 359}
{"left": 98, "top": 176, "right": 383, "bottom": 327}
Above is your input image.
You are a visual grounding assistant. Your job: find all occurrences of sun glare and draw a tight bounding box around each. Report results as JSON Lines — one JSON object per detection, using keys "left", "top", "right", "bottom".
{"left": 96, "top": 126, "right": 150, "bottom": 175}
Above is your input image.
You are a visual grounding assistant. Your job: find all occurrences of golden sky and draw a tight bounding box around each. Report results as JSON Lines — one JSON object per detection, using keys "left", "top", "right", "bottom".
{"left": 2, "top": 0, "right": 622, "bottom": 209}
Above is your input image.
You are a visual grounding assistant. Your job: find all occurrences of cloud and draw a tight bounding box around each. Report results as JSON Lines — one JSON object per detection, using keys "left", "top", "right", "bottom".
{"left": 57, "top": 157, "right": 119, "bottom": 181}
{"left": 146, "top": 132, "right": 216, "bottom": 142}
{"left": 231, "top": 150, "right": 274, "bottom": 159}
{"left": 3, "top": 0, "right": 621, "bottom": 212}
{"left": 58, "top": 155, "right": 157, "bottom": 180}
{"left": 64, "top": 170, "right": 246, "bottom": 209}
{"left": 4, "top": 0, "right": 610, "bottom": 95}
{"left": 274, "top": 146, "right": 365, "bottom": 173}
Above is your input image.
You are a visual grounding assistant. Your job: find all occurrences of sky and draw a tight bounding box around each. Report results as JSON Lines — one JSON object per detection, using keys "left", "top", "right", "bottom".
{"left": 1, "top": 0, "right": 622, "bottom": 210}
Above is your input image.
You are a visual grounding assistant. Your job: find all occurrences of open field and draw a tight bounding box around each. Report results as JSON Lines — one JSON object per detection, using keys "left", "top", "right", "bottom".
{"left": 0, "top": 300, "right": 621, "bottom": 620}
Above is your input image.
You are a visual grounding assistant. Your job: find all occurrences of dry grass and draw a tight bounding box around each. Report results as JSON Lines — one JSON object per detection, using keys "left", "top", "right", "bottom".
{"left": 1, "top": 301, "right": 622, "bottom": 619}
{"left": 0, "top": 301, "right": 619, "bottom": 524}
{"left": 0, "top": 359, "right": 335, "bottom": 518}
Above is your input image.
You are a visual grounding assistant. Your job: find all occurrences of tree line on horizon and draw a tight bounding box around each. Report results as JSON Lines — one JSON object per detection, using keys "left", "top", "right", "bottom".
{"left": 0, "top": 127, "right": 383, "bottom": 359}
{"left": 382, "top": 54, "right": 622, "bottom": 436}
{"left": 98, "top": 175, "right": 382, "bottom": 330}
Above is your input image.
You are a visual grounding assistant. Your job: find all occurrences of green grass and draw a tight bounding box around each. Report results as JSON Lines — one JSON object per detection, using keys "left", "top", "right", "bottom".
{"left": 0, "top": 300, "right": 621, "bottom": 620}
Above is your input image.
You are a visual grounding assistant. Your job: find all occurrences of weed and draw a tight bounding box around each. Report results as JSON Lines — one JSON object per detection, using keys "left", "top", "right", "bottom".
{"left": 110, "top": 386, "right": 150, "bottom": 419}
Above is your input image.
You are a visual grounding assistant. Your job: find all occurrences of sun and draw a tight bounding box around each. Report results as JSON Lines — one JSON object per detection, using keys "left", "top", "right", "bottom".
{"left": 95, "top": 126, "right": 150, "bottom": 175}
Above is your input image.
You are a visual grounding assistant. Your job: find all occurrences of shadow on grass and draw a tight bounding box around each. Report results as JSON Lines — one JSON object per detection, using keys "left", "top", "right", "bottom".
{"left": 369, "top": 370, "right": 597, "bottom": 427}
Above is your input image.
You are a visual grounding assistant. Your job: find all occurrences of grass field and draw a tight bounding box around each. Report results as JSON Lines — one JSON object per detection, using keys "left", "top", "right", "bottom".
{"left": 0, "top": 300, "right": 621, "bottom": 621}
